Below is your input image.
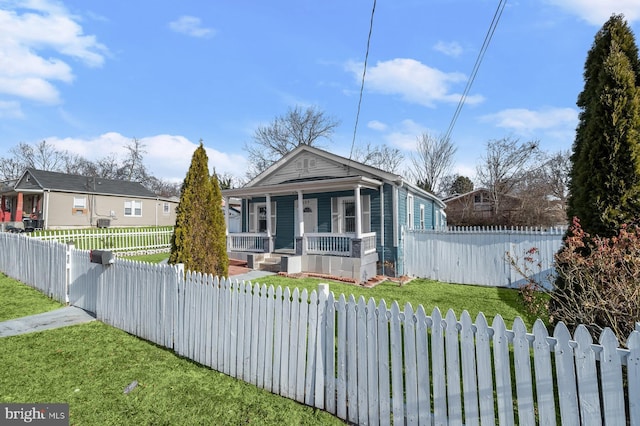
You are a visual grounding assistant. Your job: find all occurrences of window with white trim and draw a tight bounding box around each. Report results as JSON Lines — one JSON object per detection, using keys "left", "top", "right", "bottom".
{"left": 163, "top": 202, "right": 170, "bottom": 215}
{"left": 407, "top": 194, "right": 414, "bottom": 230}
{"left": 419, "top": 204, "right": 425, "bottom": 230}
{"left": 73, "top": 197, "right": 86, "bottom": 209}
{"left": 248, "top": 202, "right": 276, "bottom": 233}
{"left": 124, "top": 200, "right": 142, "bottom": 217}
{"left": 331, "top": 195, "right": 371, "bottom": 234}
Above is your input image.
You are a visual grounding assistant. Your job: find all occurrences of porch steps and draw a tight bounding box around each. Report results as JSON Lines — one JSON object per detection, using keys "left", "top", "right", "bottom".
{"left": 258, "top": 254, "right": 283, "bottom": 272}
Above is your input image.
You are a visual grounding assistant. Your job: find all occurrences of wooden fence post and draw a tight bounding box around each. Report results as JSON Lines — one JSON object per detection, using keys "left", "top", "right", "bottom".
{"left": 315, "top": 283, "right": 329, "bottom": 409}
{"left": 65, "top": 241, "right": 74, "bottom": 304}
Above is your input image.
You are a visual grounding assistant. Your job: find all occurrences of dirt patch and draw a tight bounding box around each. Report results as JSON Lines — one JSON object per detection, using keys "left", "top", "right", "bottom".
{"left": 276, "top": 272, "right": 414, "bottom": 288}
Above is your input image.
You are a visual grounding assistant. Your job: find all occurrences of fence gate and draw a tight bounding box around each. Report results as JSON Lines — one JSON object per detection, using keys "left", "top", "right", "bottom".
{"left": 68, "top": 249, "right": 101, "bottom": 314}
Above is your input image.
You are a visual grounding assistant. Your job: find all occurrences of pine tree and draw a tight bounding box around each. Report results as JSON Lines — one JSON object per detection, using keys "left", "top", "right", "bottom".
{"left": 169, "top": 142, "right": 228, "bottom": 276}
{"left": 567, "top": 14, "right": 640, "bottom": 237}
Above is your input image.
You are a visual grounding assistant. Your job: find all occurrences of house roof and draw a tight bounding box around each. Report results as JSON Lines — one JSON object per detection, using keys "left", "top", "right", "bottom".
{"left": 443, "top": 188, "right": 521, "bottom": 204}
{"left": 224, "top": 145, "right": 445, "bottom": 207}
{"left": 12, "top": 168, "right": 158, "bottom": 199}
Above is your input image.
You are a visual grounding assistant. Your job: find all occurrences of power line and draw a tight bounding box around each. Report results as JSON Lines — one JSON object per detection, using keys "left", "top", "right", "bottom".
{"left": 349, "top": 0, "right": 377, "bottom": 161}
{"left": 443, "top": 0, "right": 507, "bottom": 142}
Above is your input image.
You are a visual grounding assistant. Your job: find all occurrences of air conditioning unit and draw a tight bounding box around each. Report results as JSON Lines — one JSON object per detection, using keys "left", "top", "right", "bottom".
{"left": 97, "top": 218, "right": 111, "bottom": 228}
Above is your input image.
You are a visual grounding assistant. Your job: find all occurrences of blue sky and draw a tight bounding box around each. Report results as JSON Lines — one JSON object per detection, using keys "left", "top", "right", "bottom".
{"left": 1, "top": 0, "right": 639, "bottom": 184}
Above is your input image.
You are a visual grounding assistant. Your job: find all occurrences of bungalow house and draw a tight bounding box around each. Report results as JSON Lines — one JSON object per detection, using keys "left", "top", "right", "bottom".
{"left": 221, "top": 145, "right": 447, "bottom": 283}
{"left": 0, "top": 168, "right": 178, "bottom": 230}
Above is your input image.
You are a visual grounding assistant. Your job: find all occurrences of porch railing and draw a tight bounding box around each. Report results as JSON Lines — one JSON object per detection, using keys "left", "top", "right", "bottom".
{"left": 227, "top": 233, "right": 266, "bottom": 252}
{"left": 361, "top": 232, "right": 377, "bottom": 254}
{"left": 305, "top": 233, "right": 352, "bottom": 256}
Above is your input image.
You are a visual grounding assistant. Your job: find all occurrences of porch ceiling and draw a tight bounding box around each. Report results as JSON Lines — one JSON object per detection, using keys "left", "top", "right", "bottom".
{"left": 222, "top": 175, "right": 383, "bottom": 198}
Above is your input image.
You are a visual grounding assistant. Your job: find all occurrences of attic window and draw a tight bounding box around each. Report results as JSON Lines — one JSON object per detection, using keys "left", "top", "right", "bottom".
{"left": 296, "top": 157, "right": 316, "bottom": 174}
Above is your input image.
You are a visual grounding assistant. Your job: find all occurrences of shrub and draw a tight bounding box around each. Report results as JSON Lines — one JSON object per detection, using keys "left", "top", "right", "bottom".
{"left": 512, "top": 218, "right": 640, "bottom": 345}
{"left": 551, "top": 218, "right": 640, "bottom": 344}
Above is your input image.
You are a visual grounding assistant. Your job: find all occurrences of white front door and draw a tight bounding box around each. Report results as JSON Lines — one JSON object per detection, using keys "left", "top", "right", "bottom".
{"left": 303, "top": 199, "right": 317, "bottom": 233}
{"left": 295, "top": 198, "right": 317, "bottom": 236}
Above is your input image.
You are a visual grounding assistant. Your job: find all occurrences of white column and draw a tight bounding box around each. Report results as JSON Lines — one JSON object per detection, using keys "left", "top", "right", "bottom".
{"left": 354, "top": 185, "right": 362, "bottom": 238}
{"left": 266, "top": 194, "right": 272, "bottom": 237}
{"left": 224, "top": 196, "right": 229, "bottom": 235}
{"left": 297, "top": 190, "right": 304, "bottom": 237}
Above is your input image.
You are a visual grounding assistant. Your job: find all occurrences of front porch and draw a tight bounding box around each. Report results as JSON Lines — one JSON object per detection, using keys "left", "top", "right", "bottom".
{"left": 227, "top": 231, "right": 379, "bottom": 284}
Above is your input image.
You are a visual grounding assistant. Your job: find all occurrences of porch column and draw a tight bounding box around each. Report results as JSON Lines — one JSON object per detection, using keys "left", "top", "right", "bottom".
{"left": 265, "top": 194, "right": 272, "bottom": 237}
{"left": 16, "top": 192, "right": 24, "bottom": 222}
{"left": 296, "top": 190, "right": 305, "bottom": 255}
{"left": 223, "top": 196, "right": 229, "bottom": 235}
{"left": 354, "top": 185, "right": 362, "bottom": 238}
{"left": 265, "top": 194, "right": 273, "bottom": 253}
{"left": 224, "top": 196, "right": 230, "bottom": 252}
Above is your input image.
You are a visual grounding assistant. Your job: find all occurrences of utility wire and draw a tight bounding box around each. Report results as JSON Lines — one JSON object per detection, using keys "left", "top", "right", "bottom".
{"left": 443, "top": 0, "right": 507, "bottom": 142}
{"left": 349, "top": 0, "right": 377, "bottom": 162}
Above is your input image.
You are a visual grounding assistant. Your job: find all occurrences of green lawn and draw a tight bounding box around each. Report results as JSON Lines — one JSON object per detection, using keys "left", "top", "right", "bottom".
{"left": 0, "top": 273, "right": 63, "bottom": 321}
{"left": 0, "top": 322, "right": 343, "bottom": 425}
{"left": 251, "top": 275, "right": 542, "bottom": 329}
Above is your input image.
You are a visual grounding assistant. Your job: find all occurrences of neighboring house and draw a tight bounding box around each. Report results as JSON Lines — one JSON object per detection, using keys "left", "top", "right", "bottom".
{"left": 444, "top": 188, "right": 567, "bottom": 227}
{"left": 222, "top": 145, "right": 447, "bottom": 283}
{"left": 0, "top": 168, "right": 178, "bottom": 230}
{"left": 443, "top": 188, "right": 522, "bottom": 226}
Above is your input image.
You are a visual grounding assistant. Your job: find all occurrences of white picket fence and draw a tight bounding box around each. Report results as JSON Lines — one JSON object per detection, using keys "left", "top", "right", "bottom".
{"left": 2, "top": 232, "right": 639, "bottom": 425}
{"left": 30, "top": 226, "right": 173, "bottom": 254}
{"left": 0, "top": 232, "right": 67, "bottom": 303}
{"left": 404, "top": 226, "right": 566, "bottom": 287}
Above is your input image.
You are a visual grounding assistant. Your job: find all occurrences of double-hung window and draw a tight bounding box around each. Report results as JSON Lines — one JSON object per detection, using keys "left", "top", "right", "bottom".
{"left": 419, "top": 204, "right": 425, "bottom": 230}
{"left": 331, "top": 195, "right": 371, "bottom": 234}
{"left": 124, "top": 200, "right": 142, "bottom": 217}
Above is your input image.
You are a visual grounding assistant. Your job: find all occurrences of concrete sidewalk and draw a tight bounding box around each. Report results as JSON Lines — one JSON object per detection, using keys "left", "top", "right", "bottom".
{"left": 0, "top": 306, "right": 96, "bottom": 338}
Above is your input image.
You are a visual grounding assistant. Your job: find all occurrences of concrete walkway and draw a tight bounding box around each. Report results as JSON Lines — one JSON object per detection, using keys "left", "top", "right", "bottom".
{"left": 0, "top": 306, "right": 96, "bottom": 338}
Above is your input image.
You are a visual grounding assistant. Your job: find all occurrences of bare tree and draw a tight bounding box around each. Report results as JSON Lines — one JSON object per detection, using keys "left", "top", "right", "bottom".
{"left": 476, "top": 137, "right": 540, "bottom": 220}
{"left": 8, "top": 141, "right": 66, "bottom": 172}
{"left": 245, "top": 106, "right": 340, "bottom": 179}
{"left": 118, "top": 138, "right": 149, "bottom": 182}
{"left": 0, "top": 158, "right": 24, "bottom": 180}
{"left": 411, "top": 133, "right": 457, "bottom": 193}
{"left": 352, "top": 142, "right": 404, "bottom": 173}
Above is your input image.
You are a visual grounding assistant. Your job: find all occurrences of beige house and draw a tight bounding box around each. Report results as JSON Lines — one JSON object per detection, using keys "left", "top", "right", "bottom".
{"left": 0, "top": 169, "right": 178, "bottom": 230}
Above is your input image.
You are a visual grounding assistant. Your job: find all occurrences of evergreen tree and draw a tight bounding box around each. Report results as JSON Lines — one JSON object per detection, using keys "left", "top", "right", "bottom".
{"left": 170, "top": 142, "right": 228, "bottom": 276}
{"left": 567, "top": 14, "right": 640, "bottom": 237}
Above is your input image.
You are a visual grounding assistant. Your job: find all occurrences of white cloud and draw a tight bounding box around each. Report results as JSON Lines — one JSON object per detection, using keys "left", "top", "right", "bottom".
{"left": 169, "top": 16, "right": 215, "bottom": 38}
{"left": 0, "top": 100, "right": 23, "bottom": 118}
{"left": 0, "top": 1, "right": 106, "bottom": 105}
{"left": 433, "top": 41, "right": 463, "bottom": 57}
{"left": 367, "top": 120, "right": 388, "bottom": 131}
{"left": 546, "top": 0, "right": 640, "bottom": 25}
{"left": 480, "top": 107, "right": 578, "bottom": 135}
{"left": 47, "top": 132, "right": 247, "bottom": 182}
{"left": 347, "top": 58, "right": 484, "bottom": 107}
{"left": 382, "top": 119, "right": 430, "bottom": 151}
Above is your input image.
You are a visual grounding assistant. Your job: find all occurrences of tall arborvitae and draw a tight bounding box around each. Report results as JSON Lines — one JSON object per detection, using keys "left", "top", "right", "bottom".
{"left": 210, "top": 171, "right": 229, "bottom": 277}
{"left": 567, "top": 14, "right": 640, "bottom": 237}
{"left": 169, "top": 141, "right": 228, "bottom": 276}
